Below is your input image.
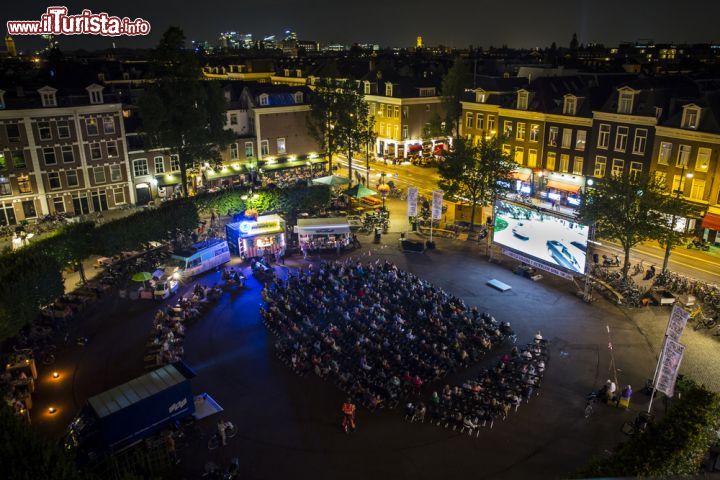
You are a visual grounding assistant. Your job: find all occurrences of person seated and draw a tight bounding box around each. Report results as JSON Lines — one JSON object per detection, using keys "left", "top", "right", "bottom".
{"left": 534, "top": 331, "right": 543, "bottom": 343}
{"left": 463, "top": 415, "right": 478, "bottom": 430}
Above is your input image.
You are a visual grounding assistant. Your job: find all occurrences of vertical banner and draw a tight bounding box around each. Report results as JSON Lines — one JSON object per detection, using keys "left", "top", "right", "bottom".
{"left": 654, "top": 338, "right": 685, "bottom": 397}
{"left": 665, "top": 304, "right": 689, "bottom": 342}
{"left": 407, "top": 187, "right": 418, "bottom": 217}
{"left": 431, "top": 190, "right": 444, "bottom": 220}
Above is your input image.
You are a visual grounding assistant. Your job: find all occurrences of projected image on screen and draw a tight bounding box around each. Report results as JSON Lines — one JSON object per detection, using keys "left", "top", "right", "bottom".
{"left": 493, "top": 200, "right": 589, "bottom": 274}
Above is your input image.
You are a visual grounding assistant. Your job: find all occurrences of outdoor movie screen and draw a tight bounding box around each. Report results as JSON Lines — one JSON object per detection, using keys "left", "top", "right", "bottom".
{"left": 493, "top": 199, "right": 589, "bottom": 274}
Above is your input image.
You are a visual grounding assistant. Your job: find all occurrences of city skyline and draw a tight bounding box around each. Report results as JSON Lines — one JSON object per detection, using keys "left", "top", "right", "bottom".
{"left": 3, "top": 0, "right": 720, "bottom": 52}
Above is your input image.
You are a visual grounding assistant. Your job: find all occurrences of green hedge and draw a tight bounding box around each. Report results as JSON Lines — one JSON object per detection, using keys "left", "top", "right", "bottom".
{"left": 576, "top": 379, "right": 720, "bottom": 477}
{"left": 194, "top": 185, "right": 331, "bottom": 216}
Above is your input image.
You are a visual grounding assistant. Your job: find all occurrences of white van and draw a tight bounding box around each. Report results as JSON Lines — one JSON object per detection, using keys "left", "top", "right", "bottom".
{"left": 170, "top": 238, "right": 231, "bottom": 280}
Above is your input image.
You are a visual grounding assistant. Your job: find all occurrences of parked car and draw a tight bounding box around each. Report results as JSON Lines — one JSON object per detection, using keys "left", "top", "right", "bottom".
{"left": 153, "top": 279, "right": 179, "bottom": 300}
{"left": 547, "top": 240, "right": 582, "bottom": 273}
{"left": 512, "top": 222, "right": 530, "bottom": 240}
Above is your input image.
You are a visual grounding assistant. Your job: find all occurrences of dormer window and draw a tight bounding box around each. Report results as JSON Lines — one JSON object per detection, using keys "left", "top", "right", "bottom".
{"left": 0, "top": 89, "right": 5, "bottom": 109}
{"left": 364, "top": 81, "right": 371, "bottom": 95}
{"left": 563, "top": 95, "right": 577, "bottom": 115}
{"left": 617, "top": 88, "right": 635, "bottom": 114}
{"left": 475, "top": 90, "right": 487, "bottom": 103}
{"left": 259, "top": 94, "right": 269, "bottom": 106}
{"left": 295, "top": 69, "right": 302, "bottom": 77}
{"left": 681, "top": 105, "right": 700, "bottom": 129}
{"left": 122, "top": 72, "right": 130, "bottom": 81}
{"left": 418, "top": 87, "right": 435, "bottom": 97}
{"left": 86, "top": 84, "right": 104, "bottom": 105}
{"left": 385, "top": 83, "right": 393, "bottom": 97}
{"left": 517, "top": 90, "right": 529, "bottom": 110}
{"left": 293, "top": 91, "right": 304, "bottom": 104}
{"left": 284, "top": 68, "right": 290, "bottom": 77}
{"left": 38, "top": 86, "right": 58, "bottom": 107}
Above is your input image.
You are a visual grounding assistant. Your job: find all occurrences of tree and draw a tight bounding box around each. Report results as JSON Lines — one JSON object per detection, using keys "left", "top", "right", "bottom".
{"left": 578, "top": 173, "right": 666, "bottom": 278}
{"left": 139, "top": 27, "right": 234, "bottom": 196}
{"left": 307, "top": 78, "right": 345, "bottom": 173}
{"left": 440, "top": 57, "right": 469, "bottom": 139}
{"left": 438, "top": 136, "right": 516, "bottom": 231}
{"left": 335, "top": 84, "right": 374, "bottom": 187}
{"left": 658, "top": 192, "right": 703, "bottom": 272}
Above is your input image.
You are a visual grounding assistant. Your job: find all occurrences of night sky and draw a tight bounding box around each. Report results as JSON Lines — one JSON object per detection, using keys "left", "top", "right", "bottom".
{"left": 3, "top": 0, "right": 720, "bottom": 52}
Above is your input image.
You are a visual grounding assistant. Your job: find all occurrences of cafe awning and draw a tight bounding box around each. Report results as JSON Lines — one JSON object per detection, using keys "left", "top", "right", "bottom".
{"left": 296, "top": 217, "right": 351, "bottom": 235}
{"left": 203, "top": 165, "right": 244, "bottom": 181}
{"left": 261, "top": 158, "right": 327, "bottom": 172}
{"left": 155, "top": 174, "right": 181, "bottom": 187}
{"left": 512, "top": 172, "right": 531, "bottom": 182}
{"left": 701, "top": 213, "right": 720, "bottom": 231}
{"left": 545, "top": 180, "right": 580, "bottom": 193}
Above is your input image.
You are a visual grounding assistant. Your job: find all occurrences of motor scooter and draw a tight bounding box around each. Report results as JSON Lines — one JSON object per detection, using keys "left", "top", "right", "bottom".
{"left": 602, "top": 254, "right": 620, "bottom": 267}
{"left": 687, "top": 239, "right": 710, "bottom": 251}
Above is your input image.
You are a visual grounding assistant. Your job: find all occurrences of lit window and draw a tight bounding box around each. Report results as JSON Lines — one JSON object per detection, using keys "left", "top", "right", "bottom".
{"left": 614, "top": 126, "right": 629, "bottom": 152}
{"left": 695, "top": 147, "right": 711, "bottom": 172}
{"left": 86, "top": 118, "right": 99, "bottom": 136}
{"left": 546, "top": 152, "right": 557, "bottom": 171}
{"left": 658, "top": 142, "right": 672, "bottom": 165}
{"left": 681, "top": 106, "right": 700, "bottom": 129}
{"left": 277, "top": 138, "right": 286, "bottom": 155}
{"left": 563, "top": 96, "right": 577, "bottom": 115}
{"left": 103, "top": 117, "right": 115, "bottom": 134}
{"left": 676, "top": 145, "right": 691, "bottom": 167}
{"left": 516, "top": 123, "right": 526, "bottom": 141}
{"left": 629, "top": 161, "right": 642, "bottom": 180}
{"left": 527, "top": 149, "right": 538, "bottom": 167}
{"left": 529, "top": 124, "right": 540, "bottom": 142}
{"left": 559, "top": 154, "right": 570, "bottom": 172}
{"left": 561, "top": 129, "right": 572, "bottom": 149}
{"left": 594, "top": 156, "right": 606, "bottom": 178}
{"left": 573, "top": 157, "right": 584, "bottom": 175}
{"left": 548, "top": 127, "right": 558, "bottom": 147}
{"left": 690, "top": 179, "right": 706, "bottom": 200}
{"left": 632, "top": 129, "right": 647, "bottom": 155}
{"left": 517, "top": 91, "right": 529, "bottom": 110}
{"left": 598, "top": 124, "right": 611, "bottom": 148}
{"left": 575, "top": 130, "right": 586, "bottom": 151}
{"left": 244, "top": 142, "right": 254, "bottom": 158}
{"left": 611, "top": 158, "right": 625, "bottom": 177}
{"left": 114, "top": 188, "right": 126, "bottom": 205}
{"left": 618, "top": 91, "right": 634, "bottom": 114}
{"left": 514, "top": 147, "right": 524, "bottom": 164}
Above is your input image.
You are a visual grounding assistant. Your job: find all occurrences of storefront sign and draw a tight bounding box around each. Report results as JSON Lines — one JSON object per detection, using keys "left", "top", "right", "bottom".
{"left": 239, "top": 220, "right": 281, "bottom": 236}
{"left": 665, "top": 304, "right": 689, "bottom": 342}
{"left": 655, "top": 338, "right": 685, "bottom": 397}
{"left": 431, "top": 190, "right": 443, "bottom": 220}
{"left": 407, "top": 187, "right": 418, "bottom": 217}
{"left": 501, "top": 249, "right": 574, "bottom": 280}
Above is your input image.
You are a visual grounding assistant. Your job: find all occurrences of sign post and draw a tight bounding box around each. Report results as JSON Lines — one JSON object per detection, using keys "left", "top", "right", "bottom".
{"left": 407, "top": 186, "right": 418, "bottom": 230}
{"left": 430, "top": 189, "right": 443, "bottom": 244}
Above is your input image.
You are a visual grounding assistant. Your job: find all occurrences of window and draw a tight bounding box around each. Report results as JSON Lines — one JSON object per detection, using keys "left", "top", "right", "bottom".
{"left": 276, "top": 138, "right": 286, "bottom": 155}
{"left": 561, "top": 129, "right": 572, "bottom": 149}
{"left": 94, "top": 166, "right": 106, "bottom": 184}
{"left": 393, "top": 125, "right": 400, "bottom": 139}
{"left": 66, "top": 169, "right": 79, "bottom": 187}
{"left": 110, "top": 164, "right": 122, "bottom": 182}
{"left": 614, "top": 126, "right": 629, "bottom": 151}
{"left": 402, "top": 125, "right": 408, "bottom": 140}
{"left": 563, "top": 96, "right": 577, "bottom": 115}
{"left": 502, "top": 144, "right": 511, "bottom": 156}
{"left": 672, "top": 175, "right": 687, "bottom": 194}
{"left": 696, "top": 147, "right": 711, "bottom": 172}
{"left": 529, "top": 124, "right": 540, "bottom": 142}
{"left": 514, "top": 147, "right": 524, "bottom": 164}
{"left": 0, "top": 203, "right": 16, "bottom": 225}
{"left": 10, "top": 151, "right": 24, "bottom": 168}
{"left": 655, "top": 171, "right": 667, "bottom": 187}
{"left": 418, "top": 87, "right": 435, "bottom": 97}
{"left": 385, "top": 83, "right": 393, "bottom": 96}
{"left": 681, "top": 107, "right": 700, "bottom": 129}
{"left": 90, "top": 143, "right": 102, "bottom": 160}
{"left": 676, "top": 145, "right": 691, "bottom": 167}
{"left": 43, "top": 147, "right": 57, "bottom": 165}
{"left": 293, "top": 92, "right": 303, "bottom": 104}
{"left": 516, "top": 123, "right": 526, "bottom": 141}
{"left": 465, "top": 113, "right": 474, "bottom": 129}
{"left": 259, "top": 94, "right": 269, "bottom": 106}
{"left": 73, "top": 193, "right": 90, "bottom": 215}
{"left": 632, "top": 129, "right": 647, "bottom": 155}
{"left": 379, "top": 123, "right": 385, "bottom": 136}
{"left": 594, "top": 156, "right": 607, "bottom": 177}
{"left": 103, "top": 117, "right": 115, "bottom": 134}
{"left": 618, "top": 91, "right": 634, "bottom": 114}
{"left": 517, "top": 91, "right": 529, "bottom": 110}
{"left": 86, "top": 118, "right": 99, "bottom": 136}
{"left": 89, "top": 89, "right": 103, "bottom": 104}
{"left": 91, "top": 191, "right": 108, "bottom": 212}
{"left": 573, "top": 157, "right": 584, "bottom": 175}
{"left": 244, "top": 142, "right": 254, "bottom": 158}
{"left": 40, "top": 92, "right": 57, "bottom": 107}
{"left": 548, "top": 127, "right": 558, "bottom": 146}
{"left": 0, "top": 176, "right": 11, "bottom": 195}
{"left": 658, "top": 142, "right": 672, "bottom": 165}
{"left": 38, "top": 121, "right": 52, "bottom": 140}
{"left": 22, "top": 200, "right": 37, "bottom": 218}
{"left": 476, "top": 91, "right": 487, "bottom": 103}
{"left": 487, "top": 116, "right": 496, "bottom": 133}
{"left": 153, "top": 156, "right": 165, "bottom": 174}
{"left": 629, "top": 161, "right": 642, "bottom": 180}
{"left": 527, "top": 149, "right": 538, "bottom": 167}
{"left": 6, "top": 124, "right": 20, "bottom": 142}
{"left": 402, "top": 107, "right": 408, "bottom": 119}
{"left": 114, "top": 187, "right": 125, "bottom": 205}
{"left": 0, "top": 153, "right": 5, "bottom": 170}
{"left": 546, "top": 152, "right": 557, "bottom": 170}
{"left": 503, "top": 120, "right": 513, "bottom": 136}
{"left": 107, "top": 141, "right": 118, "bottom": 158}
{"left": 655, "top": 107, "right": 663, "bottom": 120}
{"left": 48, "top": 171, "right": 61, "bottom": 190}
{"left": 364, "top": 82, "right": 371, "bottom": 95}
{"left": 230, "top": 143, "right": 239, "bottom": 159}
{"left": 575, "top": 130, "right": 587, "bottom": 151}
{"left": 598, "top": 124, "right": 610, "bottom": 148}
{"left": 57, "top": 120, "right": 70, "bottom": 139}
{"left": 690, "top": 179, "right": 706, "bottom": 200}
{"left": 58, "top": 145, "right": 73, "bottom": 164}
{"left": 53, "top": 197, "right": 65, "bottom": 213}
{"left": 611, "top": 158, "right": 625, "bottom": 177}
{"left": 170, "top": 155, "right": 180, "bottom": 172}
{"left": 133, "top": 158, "right": 149, "bottom": 177}
{"left": 394, "top": 106, "right": 400, "bottom": 118}
{"left": 229, "top": 113, "right": 238, "bottom": 125}
{"left": 17, "top": 175, "right": 32, "bottom": 193}
{"left": 261, "top": 140, "right": 269, "bottom": 156}
{"left": 560, "top": 154, "right": 570, "bottom": 172}
{"left": 476, "top": 113, "right": 484, "bottom": 130}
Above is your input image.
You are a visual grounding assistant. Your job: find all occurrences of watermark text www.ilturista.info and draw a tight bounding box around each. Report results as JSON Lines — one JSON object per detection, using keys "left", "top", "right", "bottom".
{"left": 7, "top": 7, "right": 151, "bottom": 36}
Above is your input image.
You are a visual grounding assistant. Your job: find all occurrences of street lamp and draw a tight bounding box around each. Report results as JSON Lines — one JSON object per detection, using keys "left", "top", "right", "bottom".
{"left": 377, "top": 183, "right": 391, "bottom": 211}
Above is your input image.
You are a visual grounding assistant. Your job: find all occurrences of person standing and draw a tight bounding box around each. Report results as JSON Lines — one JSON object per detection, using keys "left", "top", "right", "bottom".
{"left": 341, "top": 398, "right": 357, "bottom": 432}
{"left": 217, "top": 419, "right": 227, "bottom": 446}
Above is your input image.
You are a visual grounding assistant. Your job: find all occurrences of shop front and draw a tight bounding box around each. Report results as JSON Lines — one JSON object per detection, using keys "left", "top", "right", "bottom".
{"left": 225, "top": 214, "right": 286, "bottom": 260}
{"left": 540, "top": 174, "right": 584, "bottom": 208}
{"left": 701, "top": 208, "right": 720, "bottom": 245}
{"left": 295, "top": 217, "right": 351, "bottom": 252}
{"left": 154, "top": 174, "right": 182, "bottom": 199}
{"left": 511, "top": 169, "right": 533, "bottom": 195}
{"left": 202, "top": 164, "right": 246, "bottom": 190}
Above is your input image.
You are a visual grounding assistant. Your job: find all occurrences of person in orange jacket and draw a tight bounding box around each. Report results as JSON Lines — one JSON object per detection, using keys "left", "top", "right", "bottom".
{"left": 341, "top": 398, "right": 356, "bottom": 432}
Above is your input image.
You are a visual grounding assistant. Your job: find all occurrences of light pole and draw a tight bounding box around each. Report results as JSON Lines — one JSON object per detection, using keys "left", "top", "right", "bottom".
{"left": 377, "top": 183, "right": 390, "bottom": 211}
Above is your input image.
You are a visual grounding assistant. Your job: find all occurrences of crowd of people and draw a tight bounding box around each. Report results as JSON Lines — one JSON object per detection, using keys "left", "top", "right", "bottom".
{"left": 406, "top": 335, "right": 549, "bottom": 433}
{"left": 145, "top": 284, "right": 222, "bottom": 368}
{"left": 1, "top": 353, "right": 35, "bottom": 420}
{"left": 261, "top": 259, "right": 514, "bottom": 409}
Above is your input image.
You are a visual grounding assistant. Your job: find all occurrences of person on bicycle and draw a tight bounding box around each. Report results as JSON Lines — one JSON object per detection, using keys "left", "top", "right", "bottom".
{"left": 342, "top": 398, "right": 357, "bottom": 432}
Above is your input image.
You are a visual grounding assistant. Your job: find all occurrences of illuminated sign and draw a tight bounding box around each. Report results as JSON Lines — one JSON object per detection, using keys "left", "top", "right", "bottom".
{"left": 238, "top": 219, "right": 282, "bottom": 236}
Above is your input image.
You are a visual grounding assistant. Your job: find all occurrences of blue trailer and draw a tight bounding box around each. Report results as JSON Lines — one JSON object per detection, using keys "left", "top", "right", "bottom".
{"left": 66, "top": 362, "right": 196, "bottom": 457}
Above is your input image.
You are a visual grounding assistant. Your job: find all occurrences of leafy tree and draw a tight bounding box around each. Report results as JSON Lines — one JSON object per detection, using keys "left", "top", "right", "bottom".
{"left": 0, "top": 401, "right": 83, "bottom": 480}
{"left": 139, "top": 27, "right": 234, "bottom": 196}
{"left": 335, "top": 84, "right": 374, "bottom": 186}
{"left": 440, "top": 57, "right": 469, "bottom": 138}
{"left": 438, "top": 136, "right": 516, "bottom": 231}
{"left": 578, "top": 173, "right": 666, "bottom": 278}
{"left": 658, "top": 193, "right": 704, "bottom": 272}
{"left": 307, "top": 78, "right": 346, "bottom": 172}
